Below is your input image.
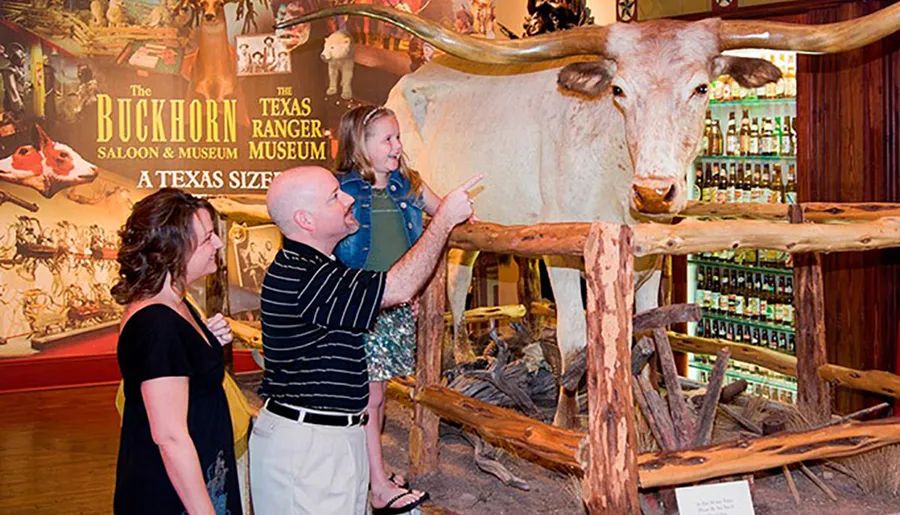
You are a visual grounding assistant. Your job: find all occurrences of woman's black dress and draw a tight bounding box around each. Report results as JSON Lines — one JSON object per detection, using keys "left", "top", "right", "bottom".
{"left": 114, "top": 303, "right": 242, "bottom": 515}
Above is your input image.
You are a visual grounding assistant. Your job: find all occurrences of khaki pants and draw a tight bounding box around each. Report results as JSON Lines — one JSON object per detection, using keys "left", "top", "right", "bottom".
{"left": 249, "top": 407, "right": 369, "bottom": 515}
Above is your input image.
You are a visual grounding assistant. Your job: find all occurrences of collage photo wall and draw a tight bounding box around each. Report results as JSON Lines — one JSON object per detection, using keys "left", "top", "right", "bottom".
{"left": 0, "top": 0, "right": 498, "bottom": 364}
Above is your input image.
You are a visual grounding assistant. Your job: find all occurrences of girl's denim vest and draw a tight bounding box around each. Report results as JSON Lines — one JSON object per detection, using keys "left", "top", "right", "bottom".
{"left": 334, "top": 169, "right": 425, "bottom": 269}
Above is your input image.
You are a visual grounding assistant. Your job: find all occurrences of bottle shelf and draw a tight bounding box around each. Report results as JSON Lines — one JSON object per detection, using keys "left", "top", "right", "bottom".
{"left": 709, "top": 98, "right": 797, "bottom": 107}
{"left": 689, "top": 361, "right": 797, "bottom": 393}
{"left": 688, "top": 258, "right": 794, "bottom": 277}
{"left": 696, "top": 155, "right": 796, "bottom": 162}
{"left": 701, "top": 310, "right": 795, "bottom": 335}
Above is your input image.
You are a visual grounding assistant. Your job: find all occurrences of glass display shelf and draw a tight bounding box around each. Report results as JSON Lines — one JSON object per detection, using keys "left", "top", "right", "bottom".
{"left": 688, "top": 258, "right": 794, "bottom": 277}
{"left": 709, "top": 98, "right": 797, "bottom": 107}
{"left": 695, "top": 154, "right": 796, "bottom": 162}
{"left": 701, "top": 310, "right": 796, "bottom": 336}
{"left": 689, "top": 361, "right": 797, "bottom": 393}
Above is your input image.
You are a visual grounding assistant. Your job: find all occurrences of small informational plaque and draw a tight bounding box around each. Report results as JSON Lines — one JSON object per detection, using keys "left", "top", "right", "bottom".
{"left": 675, "top": 480, "right": 755, "bottom": 515}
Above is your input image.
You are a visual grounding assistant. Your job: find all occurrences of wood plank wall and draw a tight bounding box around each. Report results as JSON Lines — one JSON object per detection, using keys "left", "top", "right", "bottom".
{"left": 798, "top": 0, "right": 900, "bottom": 414}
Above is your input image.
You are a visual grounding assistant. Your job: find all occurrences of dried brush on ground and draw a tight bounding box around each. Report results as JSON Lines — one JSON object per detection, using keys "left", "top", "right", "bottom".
{"left": 563, "top": 474, "right": 587, "bottom": 514}
{"left": 834, "top": 444, "right": 900, "bottom": 497}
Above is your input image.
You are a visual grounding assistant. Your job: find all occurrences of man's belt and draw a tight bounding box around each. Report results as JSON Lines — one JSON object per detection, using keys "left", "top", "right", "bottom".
{"left": 266, "top": 400, "right": 369, "bottom": 427}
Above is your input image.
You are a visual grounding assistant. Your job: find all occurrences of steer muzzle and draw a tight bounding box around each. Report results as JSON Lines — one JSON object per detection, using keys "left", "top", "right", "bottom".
{"left": 631, "top": 180, "right": 683, "bottom": 215}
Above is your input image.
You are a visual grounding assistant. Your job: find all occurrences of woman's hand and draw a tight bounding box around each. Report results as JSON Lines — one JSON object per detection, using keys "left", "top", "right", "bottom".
{"left": 206, "top": 313, "right": 233, "bottom": 346}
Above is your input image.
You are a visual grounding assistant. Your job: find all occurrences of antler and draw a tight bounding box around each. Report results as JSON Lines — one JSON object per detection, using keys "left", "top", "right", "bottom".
{"left": 720, "top": 3, "right": 900, "bottom": 53}
{"left": 276, "top": 4, "right": 610, "bottom": 63}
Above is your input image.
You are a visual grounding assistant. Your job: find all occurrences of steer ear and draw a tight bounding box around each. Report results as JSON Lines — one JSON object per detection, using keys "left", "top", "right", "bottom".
{"left": 557, "top": 59, "right": 617, "bottom": 98}
{"left": 711, "top": 55, "right": 781, "bottom": 88}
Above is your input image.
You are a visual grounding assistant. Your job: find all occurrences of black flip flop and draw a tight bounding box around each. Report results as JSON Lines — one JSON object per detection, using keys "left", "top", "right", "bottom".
{"left": 389, "top": 472, "right": 410, "bottom": 489}
{"left": 372, "top": 489, "right": 430, "bottom": 515}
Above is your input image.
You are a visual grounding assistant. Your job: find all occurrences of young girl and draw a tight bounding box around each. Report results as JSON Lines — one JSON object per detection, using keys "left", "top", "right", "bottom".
{"left": 334, "top": 105, "right": 440, "bottom": 514}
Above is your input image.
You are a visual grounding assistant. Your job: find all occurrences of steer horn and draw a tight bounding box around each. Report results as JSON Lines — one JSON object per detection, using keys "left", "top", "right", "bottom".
{"left": 720, "top": 3, "right": 900, "bottom": 53}
{"left": 275, "top": 5, "right": 609, "bottom": 64}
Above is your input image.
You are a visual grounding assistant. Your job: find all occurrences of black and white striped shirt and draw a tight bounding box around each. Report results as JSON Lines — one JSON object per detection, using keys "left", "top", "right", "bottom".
{"left": 259, "top": 238, "right": 386, "bottom": 413}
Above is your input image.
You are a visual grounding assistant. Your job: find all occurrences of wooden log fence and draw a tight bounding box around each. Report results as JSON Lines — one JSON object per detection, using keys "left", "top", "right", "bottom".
{"left": 392, "top": 379, "right": 900, "bottom": 489}
{"left": 209, "top": 196, "right": 900, "bottom": 514}
{"left": 410, "top": 251, "right": 446, "bottom": 478}
{"left": 581, "top": 222, "right": 640, "bottom": 512}
{"left": 789, "top": 205, "right": 831, "bottom": 424}
{"left": 680, "top": 200, "right": 900, "bottom": 222}
{"left": 443, "top": 217, "right": 900, "bottom": 258}
{"left": 667, "top": 332, "right": 900, "bottom": 400}
{"left": 667, "top": 332, "right": 797, "bottom": 376}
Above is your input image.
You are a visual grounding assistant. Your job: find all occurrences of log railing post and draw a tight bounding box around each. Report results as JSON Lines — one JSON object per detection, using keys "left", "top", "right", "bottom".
{"left": 410, "top": 250, "right": 447, "bottom": 478}
{"left": 790, "top": 205, "right": 831, "bottom": 424}
{"left": 581, "top": 222, "right": 640, "bottom": 514}
{"left": 516, "top": 256, "right": 544, "bottom": 337}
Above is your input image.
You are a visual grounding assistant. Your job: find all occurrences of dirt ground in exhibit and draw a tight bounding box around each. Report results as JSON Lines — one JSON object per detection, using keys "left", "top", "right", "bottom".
{"left": 378, "top": 402, "right": 900, "bottom": 515}
{"left": 237, "top": 374, "right": 899, "bottom": 515}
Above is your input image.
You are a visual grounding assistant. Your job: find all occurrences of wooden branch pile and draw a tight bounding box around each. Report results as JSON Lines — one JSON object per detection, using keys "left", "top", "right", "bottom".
{"left": 446, "top": 329, "right": 557, "bottom": 423}
{"left": 389, "top": 379, "right": 900, "bottom": 488}
{"left": 562, "top": 304, "right": 704, "bottom": 391}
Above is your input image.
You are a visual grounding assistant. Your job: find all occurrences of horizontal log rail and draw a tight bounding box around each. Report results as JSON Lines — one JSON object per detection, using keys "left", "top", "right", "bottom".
{"left": 446, "top": 218, "right": 900, "bottom": 258}
{"left": 212, "top": 197, "right": 900, "bottom": 227}
{"left": 632, "top": 217, "right": 900, "bottom": 257}
{"left": 443, "top": 304, "right": 527, "bottom": 325}
{"left": 403, "top": 382, "right": 900, "bottom": 489}
{"left": 415, "top": 384, "right": 583, "bottom": 468}
{"left": 681, "top": 201, "right": 900, "bottom": 223}
{"left": 680, "top": 201, "right": 789, "bottom": 221}
{"left": 669, "top": 332, "right": 900, "bottom": 399}
{"left": 227, "top": 317, "right": 263, "bottom": 349}
{"left": 530, "top": 301, "right": 556, "bottom": 317}
{"left": 667, "top": 332, "right": 797, "bottom": 376}
{"left": 638, "top": 417, "right": 900, "bottom": 488}
{"left": 819, "top": 364, "right": 900, "bottom": 399}
{"left": 449, "top": 222, "right": 587, "bottom": 257}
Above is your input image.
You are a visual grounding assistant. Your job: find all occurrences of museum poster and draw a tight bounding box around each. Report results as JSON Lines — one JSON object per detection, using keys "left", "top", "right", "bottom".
{"left": 0, "top": 0, "right": 496, "bottom": 365}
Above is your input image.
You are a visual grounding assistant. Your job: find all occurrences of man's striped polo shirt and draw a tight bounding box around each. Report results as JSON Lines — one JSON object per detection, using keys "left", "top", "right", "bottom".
{"left": 259, "top": 237, "right": 386, "bottom": 413}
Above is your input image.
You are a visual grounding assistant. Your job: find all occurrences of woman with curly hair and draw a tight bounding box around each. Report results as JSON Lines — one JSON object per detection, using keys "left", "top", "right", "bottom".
{"left": 112, "top": 188, "right": 242, "bottom": 515}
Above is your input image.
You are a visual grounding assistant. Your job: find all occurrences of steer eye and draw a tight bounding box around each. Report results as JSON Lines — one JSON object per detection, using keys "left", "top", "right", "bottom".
{"left": 611, "top": 85, "right": 625, "bottom": 97}
{"left": 694, "top": 84, "right": 709, "bottom": 95}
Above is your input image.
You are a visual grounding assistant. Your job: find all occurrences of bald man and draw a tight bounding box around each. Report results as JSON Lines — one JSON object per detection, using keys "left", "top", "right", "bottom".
{"left": 250, "top": 166, "right": 480, "bottom": 515}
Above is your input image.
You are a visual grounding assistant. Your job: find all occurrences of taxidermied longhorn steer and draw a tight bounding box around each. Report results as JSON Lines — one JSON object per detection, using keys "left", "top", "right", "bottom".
{"left": 280, "top": 4, "right": 900, "bottom": 428}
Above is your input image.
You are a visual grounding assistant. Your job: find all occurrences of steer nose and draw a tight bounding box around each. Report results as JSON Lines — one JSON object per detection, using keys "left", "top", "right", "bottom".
{"left": 632, "top": 183, "right": 679, "bottom": 214}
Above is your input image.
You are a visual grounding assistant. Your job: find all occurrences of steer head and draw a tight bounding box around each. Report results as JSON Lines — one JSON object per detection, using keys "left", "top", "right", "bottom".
{"left": 555, "top": 20, "right": 780, "bottom": 214}
{"left": 0, "top": 125, "right": 101, "bottom": 199}
{"left": 279, "top": 4, "right": 900, "bottom": 215}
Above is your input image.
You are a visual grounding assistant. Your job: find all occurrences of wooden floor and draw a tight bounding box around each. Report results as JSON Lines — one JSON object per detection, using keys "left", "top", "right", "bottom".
{"left": 0, "top": 385, "right": 121, "bottom": 514}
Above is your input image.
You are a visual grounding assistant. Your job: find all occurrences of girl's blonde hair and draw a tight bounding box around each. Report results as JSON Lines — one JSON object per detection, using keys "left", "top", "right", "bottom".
{"left": 335, "top": 105, "right": 423, "bottom": 196}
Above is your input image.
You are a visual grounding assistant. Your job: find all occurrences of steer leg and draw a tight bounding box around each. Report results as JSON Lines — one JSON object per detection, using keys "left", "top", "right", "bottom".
{"left": 634, "top": 255, "right": 662, "bottom": 313}
{"left": 446, "top": 248, "right": 479, "bottom": 367}
{"left": 544, "top": 256, "right": 586, "bottom": 429}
